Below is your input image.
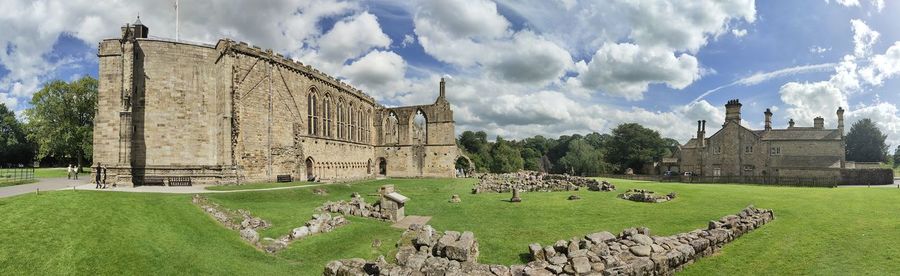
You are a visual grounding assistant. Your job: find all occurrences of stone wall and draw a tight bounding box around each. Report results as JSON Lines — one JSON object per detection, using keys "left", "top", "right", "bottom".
{"left": 318, "top": 194, "right": 399, "bottom": 221}
{"left": 618, "top": 189, "right": 677, "bottom": 203}
{"left": 841, "top": 168, "right": 895, "bottom": 185}
{"left": 324, "top": 206, "right": 774, "bottom": 276}
{"left": 472, "top": 171, "right": 615, "bottom": 193}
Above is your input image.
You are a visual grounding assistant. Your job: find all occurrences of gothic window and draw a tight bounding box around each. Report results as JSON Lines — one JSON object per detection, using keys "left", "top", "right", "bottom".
{"left": 324, "top": 96, "right": 332, "bottom": 138}
{"left": 386, "top": 112, "right": 399, "bottom": 144}
{"left": 307, "top": 91, "right": 318, "bottom": 136}
{"left": 413, "top": 109, "right": 427, "bottom": 144}
{"left": 337, "top": 100, "right": 344, "bottom": 139}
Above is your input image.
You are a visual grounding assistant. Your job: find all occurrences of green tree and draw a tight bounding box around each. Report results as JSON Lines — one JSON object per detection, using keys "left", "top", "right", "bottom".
{"left": 557, "top": 139, "right": 612, "bottom": 176}
{"left": 25, "top": 77, "right": 98, "bottom": 167}
{"left": 845, "top": 118, "right": 888, "bottom": 162}
{"left": 892, "top": 145, "right": 900, "bottom": 168}
{"left": 489, "top": 136, "right": 523, "bottom": 173}
{"left": 0, "top": 103, "right": 35, "bottom": 164}
{"left": 604, "top": 123, "right": 667, "bottom": 172}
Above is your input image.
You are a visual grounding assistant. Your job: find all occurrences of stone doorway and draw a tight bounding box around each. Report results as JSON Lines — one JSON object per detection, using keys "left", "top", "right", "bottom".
{"left": 378, "top": 157, "right": 387, "bottom": 176}
{"left": 306, "top": 157, "right": 315, "bottom": 181}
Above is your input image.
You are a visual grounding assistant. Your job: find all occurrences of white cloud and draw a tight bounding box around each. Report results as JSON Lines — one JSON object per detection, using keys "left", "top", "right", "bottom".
{"left": 401, "top": 34, "right": 415, "bottom": 47}
{"left": 579, "top": 43, "right": 699, "bottom": 100}
{"left": 850, "top": 19, "right": 879, "bottom": 58}
{"left": 779, "top": 81, "right": 848, "bottom": 125}
{"left": 315, "top": 12, "right": 391, "bottom": 62}
{"left": 485, "top": 31, "right": 574, "bottom": 85}
{"left": 847, "top": 102, "right": 900, "bottom": 146}
{"left": 828, "top": 0, "right": 885, "bottom": 12}
{"left": 341, "top": 50, "right": 407, "bottom": 100}
{"left": 731, "top": 28, "right": 748, "bottom": 37}
{"left": 810, "top": 46, "right": 831, "bottom": 54}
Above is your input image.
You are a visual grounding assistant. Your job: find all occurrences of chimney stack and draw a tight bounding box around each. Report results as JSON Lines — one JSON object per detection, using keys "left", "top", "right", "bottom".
{"left": 814, "top": 116, "right": 824, "bottom": 129}
{"left": 439, "top": 77, "right": 446, "bottom": 99}
{"left": 788, "top": 118, "right": 795, "bottom": 128}
{"left": 725, "top": 99, "right": 742, "bottom": 124}
{"left": 696, "top": 120, "right": 707, "bottom": 147}
{"left": 764, "top": 108, "right": 773, "bottom": 131}
{"left": 837, "top": 107, "right": 845, "bottom": 135}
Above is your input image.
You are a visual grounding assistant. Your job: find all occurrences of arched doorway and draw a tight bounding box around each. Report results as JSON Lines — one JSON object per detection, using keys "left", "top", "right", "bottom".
{"left": 377, "top": 157, "right": 387, "bottom": 176}
{"left": 305, "top": 157, "right": 315, "bottom": 181}
{"left": 455, "top": 156, "right": 473, "bottom": 177}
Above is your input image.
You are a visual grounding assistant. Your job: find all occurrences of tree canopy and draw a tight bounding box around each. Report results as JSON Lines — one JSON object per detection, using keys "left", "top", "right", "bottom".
{"left": 24, "top": 76, "right": 98, "bottom": 166}
{"left": 845, "top": 118, "right": 888, "bottom": 162}
{"left": 0, "top": 103, "right": 35, "bottom": 164}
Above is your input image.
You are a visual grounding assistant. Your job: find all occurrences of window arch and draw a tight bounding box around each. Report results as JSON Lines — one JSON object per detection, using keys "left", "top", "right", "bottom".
{"left": 385, "top": 111, "right": 399, "bottom": 144}
{"left": 349, "top": 103, "right": 355, "bottom": 142}
{"left": 413, "top": 109, "right": 427, "bottom": 144}
{"left": 323, "top": 95, "right": 332, "bottom": 137}
{"left": 336, "top": 99, "right": 344, "bottom": 139}
{"left": 307, "top": 90, "right": 318, "bottom": 136}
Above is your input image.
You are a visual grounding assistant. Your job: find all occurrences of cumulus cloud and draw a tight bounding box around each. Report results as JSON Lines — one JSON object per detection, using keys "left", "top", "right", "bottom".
{"left": 732, "top": 29, "right": 748, "bottom": 37}
{"left": 851, "top": 19, "right": 879, "bottom": 58}
{"left": 779, "top": 81, "right": 848, "bottom": 125}
{"left": 315, "top": 12, "right": 391, "bottom": 63}
{"left": 341, "top": 50, "right": 408, "bottom": 99}
{"left": 579, "top": 43, "right": 699, "bottom": 100}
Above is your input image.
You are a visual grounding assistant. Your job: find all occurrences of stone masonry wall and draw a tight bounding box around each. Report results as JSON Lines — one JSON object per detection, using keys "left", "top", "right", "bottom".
{"left": 473, "top": 171, "right": 615, "bottom": 193}
{"left": 324, "top": 206, "right": 774, "bottom": 276}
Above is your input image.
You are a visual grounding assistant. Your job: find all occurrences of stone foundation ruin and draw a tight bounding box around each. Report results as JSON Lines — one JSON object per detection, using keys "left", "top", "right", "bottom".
{"left": 618, "top": 189, "right": 677, "bottom": 203}
{"left": 193, "top": 194, "right": 348, "bottom": 253}
{"left": 324, "top": 205, "right": 774, "bottom": 275}
{"left": 473, "top": 171, "right": 615, "bottom": 194}
{"left": 318, "top": 187, "right": 408, "bottom": 222}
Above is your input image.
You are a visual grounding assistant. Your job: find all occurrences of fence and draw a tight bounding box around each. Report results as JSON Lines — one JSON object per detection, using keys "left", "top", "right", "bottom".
{"left": 599, "top": 174, "right": 840, "bottom": 188}
{"left": 0, "top": 166, "right": 35, "bottom": 185}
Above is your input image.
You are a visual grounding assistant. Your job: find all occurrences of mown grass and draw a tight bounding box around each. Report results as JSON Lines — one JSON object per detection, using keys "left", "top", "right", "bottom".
{"left": 204, "top": 181, "right": 315, "bottom": 191}
{"left": 30, "top": 167, "right": 93, "bottom": 179}
{"left": 1, "top": 178, "right": 899, "bottom": 275}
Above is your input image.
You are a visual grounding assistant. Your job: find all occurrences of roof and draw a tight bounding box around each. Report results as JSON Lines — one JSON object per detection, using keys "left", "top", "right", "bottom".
{"left": 385, "top": 192, "right": 408, "bottom": 203}
{"left": 760, "top": 129, "right": 841, "bottom": 140}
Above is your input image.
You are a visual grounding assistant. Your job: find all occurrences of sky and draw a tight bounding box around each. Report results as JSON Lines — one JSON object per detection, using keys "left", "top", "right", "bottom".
{"left": 1, "top": 0, "right": 899, "bottom": 146}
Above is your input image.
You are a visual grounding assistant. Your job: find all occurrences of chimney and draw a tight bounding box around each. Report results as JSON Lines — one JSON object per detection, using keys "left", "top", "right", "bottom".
{"left": 696, "top": 120, "right": 706, "bottom": 147}
{"left": 837, "top": 107, "right": 845, "bottom": 135}
{"left": 725, "top": 99, "right": 742, "bottom": 124}
{"left": 764, "top": 108, "right": 773, "bottom": 131}
{"left": 121, "top": 16, "right": 149, "bottom": 40}
{"left": 788, "top": 118, "right": 795, "bottom": 128}
{"left": 814, "top": 116, "right": 824, "bottom": 129}
{"left": 439, "top": 77, "right": 446, "bottom": 99}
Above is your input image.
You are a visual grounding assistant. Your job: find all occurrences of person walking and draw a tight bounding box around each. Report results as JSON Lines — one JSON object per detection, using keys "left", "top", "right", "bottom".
{"left": 74, "top": 164, "right": 80, "bottom": 180}
{"left": 95, "top": 163, "right": 102, "bottom": 189}
{"left": 66, "top": 164, "right": 72, "bottom": 179}
{"left": 101, "top": 165, "right": 108, "bottom": 189}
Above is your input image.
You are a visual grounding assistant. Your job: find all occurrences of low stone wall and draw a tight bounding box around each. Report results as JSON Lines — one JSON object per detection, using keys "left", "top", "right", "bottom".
{"left": 618, "top": 189, "right": 677, "bottom": 203}
{"left": 318, "top": 194, "right": 396, "bottom": 221}
{"left": 841, "top": 168, "right": 894, "bottom": 185}
{"left": 324, "top": 206, "right": 774, "bottom": 276}
{"left": 473, "top": 171, "right": 615, "bottom": 193}
{"left": 193, "top": 194, "right": 348, "bottom": 253}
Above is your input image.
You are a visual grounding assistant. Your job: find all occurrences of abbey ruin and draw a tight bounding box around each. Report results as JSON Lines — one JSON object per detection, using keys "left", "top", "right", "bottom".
{"left": 92, "top": 19, "right": 460, "bottom": 186}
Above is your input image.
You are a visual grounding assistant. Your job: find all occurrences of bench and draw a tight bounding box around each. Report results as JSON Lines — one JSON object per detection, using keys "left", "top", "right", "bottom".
{"left": 168, "top": 176, "right": 192, "bottom": 186}
{"left": 276, "top": 175, "right": 292, "bottom": 183}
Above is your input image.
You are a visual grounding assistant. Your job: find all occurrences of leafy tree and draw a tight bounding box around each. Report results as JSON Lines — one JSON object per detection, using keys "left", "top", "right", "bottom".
{"left": 845, "top": 118, "right": 888, "bottom": 162}
{"left": 892, "top": 145, "right": 900, "bottom": 168}
{"left": 557, "top": 139, "right": 612, "bottom": 176}
{"left": 604, "top": 123, "right": 667, "bottom": 172}
{"left": 489, "top": 136, "right": 523, "bottom": 173}
{"left": 24, "top": 77, "right": 98, "bottom": 167}
{"left": 0, "top": 103, "right": 35, "bottom": 164}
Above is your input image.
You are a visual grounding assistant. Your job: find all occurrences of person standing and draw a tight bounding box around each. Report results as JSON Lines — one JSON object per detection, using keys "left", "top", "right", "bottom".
{"left": 74, "top": 164, "right": 80, "bottom": 180}
{"left": 95, "top": 163, "right": 102, "bottom": 189}
{"left": 101, "top": 165, "right": 108, "bottom": 189}
{"left": 66, "top": 164, "right": 72, "bottom": 179}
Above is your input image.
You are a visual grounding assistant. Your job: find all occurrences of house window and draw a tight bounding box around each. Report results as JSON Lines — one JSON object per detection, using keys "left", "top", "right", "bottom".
{"left": 713, "top": 167, "right": 721, "bottom": 176}
{"left": 770, "top": 147, "right": 781, "bottom": 155}
{"left": 743, "top": 165, "right": 754, "bottom": 171}
{"left": 713, "top": 146, "right": 722, "bottom": 154}
{"left": 744, "top": 145, "right": 753, "bottom": 153}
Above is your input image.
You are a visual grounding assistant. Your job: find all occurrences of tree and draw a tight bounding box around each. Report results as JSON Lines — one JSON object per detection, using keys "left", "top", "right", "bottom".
{"left": 604, "top": 123, "right": 667, "bottom": 172}
{"left": 0, "top": 103, "right": 35, "bottom": 164}
{"left": 489, "top": 136, "right": 523, "bottom": 173}
{"left": 893, "top": 145, "right": 900, "bottom": 168}
{"left": 24, "top": 77, "right": 98, "bottom": 167}
{"left": 845, "top": 118, "right": 888, "bottom": 162}
{"left": 557, "top": 139, "right": 612, "bottom": 176}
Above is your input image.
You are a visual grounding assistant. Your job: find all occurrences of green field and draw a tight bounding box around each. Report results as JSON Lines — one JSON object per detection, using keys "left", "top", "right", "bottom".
{"left": 32, "top": 167, "right": 93, "bottom": 179}
{"left": 1, "top": 178, "right": 899, "bottom": 275}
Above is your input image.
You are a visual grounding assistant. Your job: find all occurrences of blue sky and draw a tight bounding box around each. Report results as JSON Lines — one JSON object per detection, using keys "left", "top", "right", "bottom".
{"left": 0, "top": 0, "right": 898, "bottom": 145}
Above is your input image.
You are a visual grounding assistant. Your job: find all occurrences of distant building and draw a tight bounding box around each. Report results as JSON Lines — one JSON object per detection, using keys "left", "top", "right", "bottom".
{"left": 668, "top": 99, "right": 846, "bottom": 178}
{"left": 92, "top": 19, "right": 462, "bottom": 186}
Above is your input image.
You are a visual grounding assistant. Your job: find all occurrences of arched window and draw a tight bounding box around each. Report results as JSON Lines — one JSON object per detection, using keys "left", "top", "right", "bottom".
{"left": 336, "top": 100, "right": 343, "bottom": 139}
{"left": 324, "top": 96, "right": 332, "bottom": 137}
{"left": 349, "top": 104, "right": 355, "bottom": 142}
{"left": 307, "top": 91, "right": 318, "bottom": 136}
{"left": 386, "top": 111, "right": 399, "bottom": 144}
{"left": 413, "top": 109, "right": 427, "bottom": 144}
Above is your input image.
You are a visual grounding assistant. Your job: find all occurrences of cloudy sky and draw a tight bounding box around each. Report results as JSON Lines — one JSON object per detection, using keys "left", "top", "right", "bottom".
{"left": 1, "top": 0, "right": 899, "bottom": 146}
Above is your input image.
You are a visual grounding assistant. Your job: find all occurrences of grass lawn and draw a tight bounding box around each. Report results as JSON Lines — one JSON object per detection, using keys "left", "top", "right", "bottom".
{"left": 204, "top": 181, "right": 316, "bottom": 191}
{"left": 1, "top": 178, "right": 899, "bottom": 275}
{"left": 31, "top": 167, "right": 93, "bottom": 179}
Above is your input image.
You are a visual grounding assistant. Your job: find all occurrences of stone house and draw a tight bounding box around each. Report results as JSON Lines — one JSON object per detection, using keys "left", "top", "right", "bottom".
{"left": 92, "top": 19, "right": 462, "bottom": 186}
{"left": 669, "top": 99, "right": 846, "bottom": 178}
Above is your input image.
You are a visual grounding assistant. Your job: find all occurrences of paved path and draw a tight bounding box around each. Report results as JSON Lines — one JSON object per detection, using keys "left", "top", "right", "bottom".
{"left": 391, "top": 215, "right": 432, "bottom": 229}
{"left": 0, "top": 177, "right": 88, "bottom": 198}
{"left": 68, "top": 182, "right": 329, "bottom": 194}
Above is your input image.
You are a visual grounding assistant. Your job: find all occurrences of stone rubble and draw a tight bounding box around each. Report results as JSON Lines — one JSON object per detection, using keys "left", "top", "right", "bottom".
{"left": 318, "top": 194, "right": 395, "bottom": 221}
{"left": 449, "top": 194, "right": 462, "bottom": 203}
{"left": 324, "top": 205, "right": 774, "bottom": 276}
{"left": 192, "top": 194, "right": 348, "bottom": 254}
{"left": 618, "top": 189, "right": 677, "bottom": 203}
{"left": 473, "top": 171, "right": 615, "bottom": 194}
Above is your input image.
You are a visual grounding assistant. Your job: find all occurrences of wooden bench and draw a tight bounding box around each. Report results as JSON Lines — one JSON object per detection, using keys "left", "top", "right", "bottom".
{"left": 276, "top": 175, "right": 292, "bottom": 183}
{"left": 168, "top": 176, "right": 192, "bottom": 186}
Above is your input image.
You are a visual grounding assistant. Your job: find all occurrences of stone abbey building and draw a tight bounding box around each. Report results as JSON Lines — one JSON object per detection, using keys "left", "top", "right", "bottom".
{"left": 670, "top": 99, "right": 847, "bottom": 178}
{"left": 93, "top": 20, "right": 459, "bottom": 186}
